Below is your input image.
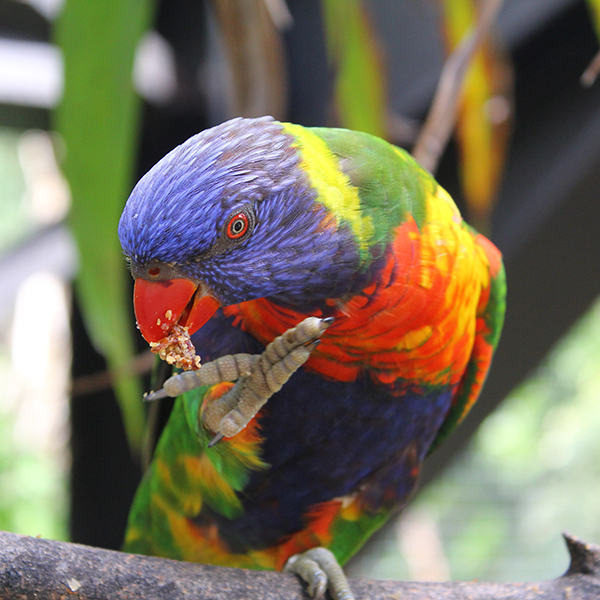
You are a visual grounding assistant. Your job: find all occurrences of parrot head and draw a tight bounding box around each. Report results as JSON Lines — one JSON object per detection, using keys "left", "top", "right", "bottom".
{"left": 118, "top": 117, "right": 366, "bottom": 344}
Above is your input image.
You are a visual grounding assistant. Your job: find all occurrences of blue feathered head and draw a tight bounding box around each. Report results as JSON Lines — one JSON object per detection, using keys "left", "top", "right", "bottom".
{"left": 118, "top": 117, "right": 363, "bottom": 342}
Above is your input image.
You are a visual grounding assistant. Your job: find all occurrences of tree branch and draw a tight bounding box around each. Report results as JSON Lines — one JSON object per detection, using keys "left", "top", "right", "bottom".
{"left": 1, "top": 531, "right": 599, "bottom": 599}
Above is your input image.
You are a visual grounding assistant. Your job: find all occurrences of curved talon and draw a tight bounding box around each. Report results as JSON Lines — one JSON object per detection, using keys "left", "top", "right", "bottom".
{"left": 208, "top": 432, "right": 225, "bottom": 448}
{"left": 144, "top": 389, "right": 168, "bottom": 402}
{"left": 284, "top": 547, "right": 354, "bottom": 600}
{"left": 304, "top": 339, "right": 321, "bottom": 349}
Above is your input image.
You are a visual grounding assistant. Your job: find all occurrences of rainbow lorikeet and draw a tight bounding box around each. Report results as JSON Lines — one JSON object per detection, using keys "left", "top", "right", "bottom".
{"left": 118, "top": 116, "right": 505, "bottom": 598}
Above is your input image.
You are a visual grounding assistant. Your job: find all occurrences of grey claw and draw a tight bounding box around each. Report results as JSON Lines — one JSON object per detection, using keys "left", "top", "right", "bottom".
{"left": 304, "top": 338, "right": 321, "bottom": 348}
{"left": 208, "top": 432, "right": 225, "bottom": 447}
{"left": 144, "top": 389, "right": 168, "bottom": 402}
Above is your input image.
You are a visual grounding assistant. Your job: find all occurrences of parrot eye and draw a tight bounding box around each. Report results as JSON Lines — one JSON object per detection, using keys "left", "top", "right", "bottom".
{"left": 148, "top": 267, "right": 161, "bottom": 276}
{"left": 216, "top": 205, "right": 255, "bottom": 252}
{"left": 226, "top": 213, "right": 250, "bottom": 239}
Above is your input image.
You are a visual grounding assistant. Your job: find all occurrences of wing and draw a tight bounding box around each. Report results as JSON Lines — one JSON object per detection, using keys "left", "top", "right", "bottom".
{"left": 428, "top": 231, "right": 506, "bottom": 452}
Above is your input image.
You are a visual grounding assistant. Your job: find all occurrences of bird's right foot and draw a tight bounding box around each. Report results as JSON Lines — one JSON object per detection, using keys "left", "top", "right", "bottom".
{"left": 144, "top": 317, "right": 334, "bottom": 445}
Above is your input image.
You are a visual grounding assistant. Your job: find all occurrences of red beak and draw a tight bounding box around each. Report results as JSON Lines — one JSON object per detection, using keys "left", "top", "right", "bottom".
{"left": 133, "top": 278, "right": 220, "bottom": 343}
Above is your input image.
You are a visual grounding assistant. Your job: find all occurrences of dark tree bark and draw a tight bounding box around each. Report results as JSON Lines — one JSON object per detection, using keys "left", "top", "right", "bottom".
{"left": 1, "top": 531, "right": 599, "bottom": 600}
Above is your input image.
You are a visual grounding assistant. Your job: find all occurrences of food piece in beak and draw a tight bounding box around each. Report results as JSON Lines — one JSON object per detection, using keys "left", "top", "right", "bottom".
{"left": 150, "top": 323, "right": 202, "bottom": 371}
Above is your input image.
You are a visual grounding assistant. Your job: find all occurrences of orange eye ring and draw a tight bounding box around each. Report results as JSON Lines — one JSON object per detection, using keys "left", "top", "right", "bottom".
{"left": 226, "top": 212, "right": 249, "bottom": 239}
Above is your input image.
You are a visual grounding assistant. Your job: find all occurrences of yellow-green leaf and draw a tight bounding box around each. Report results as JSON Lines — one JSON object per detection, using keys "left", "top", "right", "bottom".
{"left": 440, "top": 0, "right": 512, "bottom": 233}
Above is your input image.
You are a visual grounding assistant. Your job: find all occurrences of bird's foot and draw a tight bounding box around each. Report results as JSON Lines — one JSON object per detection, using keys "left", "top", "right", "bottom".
{"left": 144, "top": 317, "right": 333, "bottom": 444}
{"left": 284, "top": 547, "right": 355, "bottom": 600}
{"left": 203, "top": 316, "right": 333, "bottom": 445}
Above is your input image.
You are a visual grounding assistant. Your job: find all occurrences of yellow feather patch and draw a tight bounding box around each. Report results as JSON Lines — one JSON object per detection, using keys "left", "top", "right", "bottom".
{"left": 337, "top": 493, "right": 361, "bottom": 522}
{"left": 396, "top": 325, "right": 433, "bottom": 351}
{"left": 123, "top": 525, "right": 141, "bottom": 548}
{"left": 282, "top": 123, "right": 374, "bottom": 252}
{"left": 181, "top": 453, "right": 243, "bottom": 512}
{"left": 154, "top": 457, "right": 197, "bottom": 515}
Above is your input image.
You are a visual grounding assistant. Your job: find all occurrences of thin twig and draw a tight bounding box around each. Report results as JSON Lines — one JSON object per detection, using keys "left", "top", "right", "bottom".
{"left": 412, "top": 0, "right": 504, "bottom": 174}
{"left": 581, "top": 49, "right": 600, "bottom": 87}
{"left": 70, "top": 350, "right": 155, "bottom": 397}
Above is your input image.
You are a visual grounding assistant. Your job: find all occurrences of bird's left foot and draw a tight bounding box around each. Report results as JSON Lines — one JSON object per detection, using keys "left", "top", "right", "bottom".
{"left": 284, "top": 547, "right": 355, "bottom": 600}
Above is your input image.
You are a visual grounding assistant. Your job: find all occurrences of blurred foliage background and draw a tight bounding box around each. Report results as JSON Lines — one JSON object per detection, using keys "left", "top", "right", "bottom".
{"left": 1, "top": 0, "right": 600, "bottom": 583}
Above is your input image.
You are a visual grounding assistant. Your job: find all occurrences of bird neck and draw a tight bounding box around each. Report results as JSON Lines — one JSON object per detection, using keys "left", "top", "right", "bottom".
{"left": 221, "top": 219, "right": 414, "bottom": 386}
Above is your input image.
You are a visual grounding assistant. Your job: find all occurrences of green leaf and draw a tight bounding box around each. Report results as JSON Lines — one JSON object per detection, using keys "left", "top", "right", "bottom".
{"left": 53, "top": 0, "right": 156, "bottom": 453}
{"left": 321, "top": 0, "right": 387, "bottom": 138}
